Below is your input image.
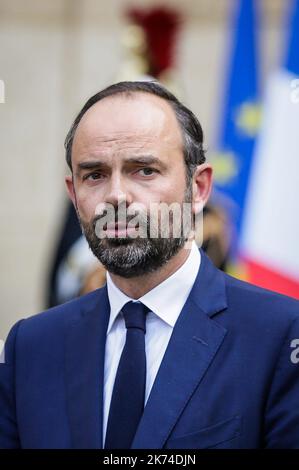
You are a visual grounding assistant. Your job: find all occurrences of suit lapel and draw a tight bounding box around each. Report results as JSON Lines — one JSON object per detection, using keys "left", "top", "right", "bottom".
{"left": 132, "top": 251, "right": 228, "bottom": 449}
{"left": 65, "top": 285, "right": 110, "bottom": 449}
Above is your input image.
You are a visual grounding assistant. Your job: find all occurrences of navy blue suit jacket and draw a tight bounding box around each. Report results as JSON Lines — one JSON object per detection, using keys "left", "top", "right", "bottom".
{"left": 1, "top": 251, "right": 299, "bottom": 449}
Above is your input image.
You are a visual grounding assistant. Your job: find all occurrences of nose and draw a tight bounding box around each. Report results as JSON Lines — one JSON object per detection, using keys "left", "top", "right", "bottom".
{"left": 105, "top": 173, "right": 133, "bottom": 208}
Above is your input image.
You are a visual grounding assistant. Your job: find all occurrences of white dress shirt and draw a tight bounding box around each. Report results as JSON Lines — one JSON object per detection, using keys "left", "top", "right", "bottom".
{"left": 103, "top": 241, "right": 201, "bottom": 444}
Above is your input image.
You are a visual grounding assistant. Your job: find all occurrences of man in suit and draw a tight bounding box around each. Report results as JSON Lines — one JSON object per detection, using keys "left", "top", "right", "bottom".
{"left": 1, "top": 81, "right": 299, "bottom": 449}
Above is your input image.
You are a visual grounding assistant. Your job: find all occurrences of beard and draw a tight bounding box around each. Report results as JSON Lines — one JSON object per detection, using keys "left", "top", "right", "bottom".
{"left": 79, "top": 185, "right": 193, "bottom": 278}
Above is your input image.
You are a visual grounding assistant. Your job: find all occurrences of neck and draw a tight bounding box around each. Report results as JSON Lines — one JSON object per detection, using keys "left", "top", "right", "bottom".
{"left": 109, "top": 240, "right": 193, "bottom": 299}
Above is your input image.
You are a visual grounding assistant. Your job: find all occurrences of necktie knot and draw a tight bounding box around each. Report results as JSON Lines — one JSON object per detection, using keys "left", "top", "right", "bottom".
{"left": 122, "top": 301, "right": 149, "bottom": 333}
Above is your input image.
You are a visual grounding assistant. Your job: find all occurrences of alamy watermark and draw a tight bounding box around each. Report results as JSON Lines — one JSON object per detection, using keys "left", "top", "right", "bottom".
{"left": 0, "top": 339, "right": 5, "bottom": 364}
{"left": 290, "top": 339, "right": 299, "bottom": 364}
{"left": 93, "top": 200, "right": 204, "bottom": 248}
{"left": 290, "top": 79, "right": 299, "bottom": 104}
{"left": 0, "top": 79, "right": 5, "bottom": 103}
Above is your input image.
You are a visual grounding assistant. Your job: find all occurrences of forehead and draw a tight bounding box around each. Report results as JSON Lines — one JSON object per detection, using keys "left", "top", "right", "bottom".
{"left": 72, "top": 92, "right": 183, "bottom": 159}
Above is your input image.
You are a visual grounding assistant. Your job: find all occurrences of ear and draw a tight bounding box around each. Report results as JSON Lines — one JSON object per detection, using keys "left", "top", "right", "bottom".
{"left": 65, "top": 174, "right": 77, "bottom": 207}
{"left": 192, "top": 163, "right": 213, "bottom": 215}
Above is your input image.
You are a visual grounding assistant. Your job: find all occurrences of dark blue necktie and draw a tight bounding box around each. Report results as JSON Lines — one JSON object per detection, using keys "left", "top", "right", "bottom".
{"left": 104, "top": 301, "right": 149, "bottom": 449}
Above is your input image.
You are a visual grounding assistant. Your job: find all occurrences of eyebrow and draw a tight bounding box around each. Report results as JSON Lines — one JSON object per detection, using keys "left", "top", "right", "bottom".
{"left": 76, "top": 155, "right": 167, "bottom": 174}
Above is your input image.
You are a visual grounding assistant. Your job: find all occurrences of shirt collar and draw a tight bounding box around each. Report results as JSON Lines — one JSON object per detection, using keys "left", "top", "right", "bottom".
{"left": 106, "top": 241, "right": 201, "bottom": 333}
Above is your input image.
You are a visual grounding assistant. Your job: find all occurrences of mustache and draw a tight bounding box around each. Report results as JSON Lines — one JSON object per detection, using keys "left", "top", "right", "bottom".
{"left": 92, "top": 206, "right": 149, "bottom": 233}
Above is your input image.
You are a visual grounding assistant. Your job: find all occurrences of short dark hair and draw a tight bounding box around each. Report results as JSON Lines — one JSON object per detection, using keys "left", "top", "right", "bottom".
{"left": 64, "top": 81, "right": 206, "bottom": 181}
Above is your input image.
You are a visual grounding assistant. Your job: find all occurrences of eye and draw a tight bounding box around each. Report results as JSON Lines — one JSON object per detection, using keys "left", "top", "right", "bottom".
{"left": 137, "top": 168, "right": 158, "bottom": 177}
{"left": 83, "top": 172, "right": 104, "bottom": 181}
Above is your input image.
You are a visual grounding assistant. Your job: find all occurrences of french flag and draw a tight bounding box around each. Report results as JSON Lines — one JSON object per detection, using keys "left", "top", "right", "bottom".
{"left": 240, "top": 0, "right": 299, "bottom": 299}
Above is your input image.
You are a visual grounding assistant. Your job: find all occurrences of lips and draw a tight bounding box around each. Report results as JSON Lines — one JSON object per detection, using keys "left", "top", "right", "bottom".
{"left": 103, "top": 222, "right": 137, "bottom": 237}
{"left": 106, "top": 222, "right": 127, "bottom": 231}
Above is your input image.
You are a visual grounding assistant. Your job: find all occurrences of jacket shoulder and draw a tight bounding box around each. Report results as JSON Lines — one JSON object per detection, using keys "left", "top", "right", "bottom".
{"left": 223, "top": 272, "right": 299, "bottom": 326}
{"left": 11, "top": 286, "right": 106, "bottom": 341}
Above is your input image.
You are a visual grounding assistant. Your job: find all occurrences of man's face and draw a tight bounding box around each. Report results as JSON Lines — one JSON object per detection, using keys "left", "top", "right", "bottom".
{"left": 66, "top": 92, "right": 205, "bottom": 277}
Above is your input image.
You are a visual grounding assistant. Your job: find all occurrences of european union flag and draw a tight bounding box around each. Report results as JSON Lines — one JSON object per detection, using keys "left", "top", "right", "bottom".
{"left": 212, "top": 0, "right": 259, "bottom": 255}
{"left": 285, "top": 0, "right": 299, "bottom": 75}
